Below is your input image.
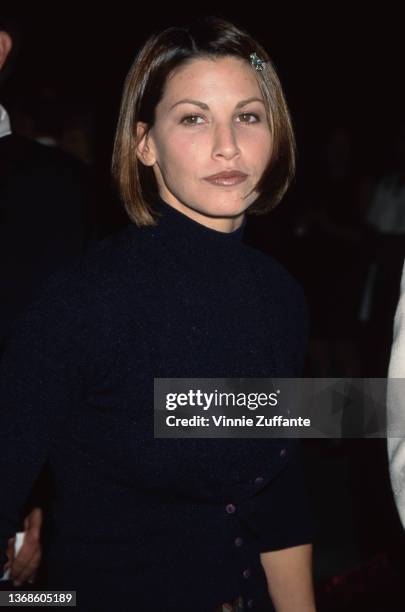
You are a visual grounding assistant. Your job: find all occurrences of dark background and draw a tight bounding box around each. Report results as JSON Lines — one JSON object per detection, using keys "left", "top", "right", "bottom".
{"left": 4, "top": 7, "right": 404, "bottom": 181}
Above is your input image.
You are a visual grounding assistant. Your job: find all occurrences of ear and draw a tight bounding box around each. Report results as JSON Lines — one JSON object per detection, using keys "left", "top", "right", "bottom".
{"left": 0, "top": 31, "right": 12, "bottom": 71}
{"left": 135, "top": 121, "right": 156, "bottom": 167}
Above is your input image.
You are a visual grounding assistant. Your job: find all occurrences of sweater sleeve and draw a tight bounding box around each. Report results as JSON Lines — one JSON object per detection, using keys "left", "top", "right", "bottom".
{"left": 241, "top": 255, "right": 313, "bottom": 549}
{"left": 250, "top": 249, "right": 310, "bottom": 377}
{"left": 240, "top": 440, "right": 314, "bottom": 552}
{"left": 0, "top": 264, "right": 86, "bottom": 568}
{"left": 387, "top": 259, "right": 405, "bottom": 529}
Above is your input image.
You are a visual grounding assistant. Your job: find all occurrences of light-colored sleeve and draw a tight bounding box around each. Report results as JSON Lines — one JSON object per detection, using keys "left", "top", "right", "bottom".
{"left": 387, "top": 259, "right": 405, "bottom": 528}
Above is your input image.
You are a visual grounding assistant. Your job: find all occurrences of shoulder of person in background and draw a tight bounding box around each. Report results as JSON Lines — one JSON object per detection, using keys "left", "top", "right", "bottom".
{"left": 0, "top": 131, "right": 93, "bottom": 224}
{"left": 0, "top": 131, "right": 98, "bottom": 346}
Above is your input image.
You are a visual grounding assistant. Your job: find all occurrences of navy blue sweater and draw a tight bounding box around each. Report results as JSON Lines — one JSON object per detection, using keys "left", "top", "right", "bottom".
{"left": 0, "top": 196, "right": 313, "bottom": 611}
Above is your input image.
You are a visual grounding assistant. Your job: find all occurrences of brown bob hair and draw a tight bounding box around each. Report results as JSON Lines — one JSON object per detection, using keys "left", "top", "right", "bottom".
{"left": 112, "top": 16, "right": 296, "bottom": 227}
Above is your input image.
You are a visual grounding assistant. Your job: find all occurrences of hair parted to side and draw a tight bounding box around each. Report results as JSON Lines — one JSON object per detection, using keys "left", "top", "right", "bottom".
{"left": 111, "top": 16, "right": 296, "bottom": 227}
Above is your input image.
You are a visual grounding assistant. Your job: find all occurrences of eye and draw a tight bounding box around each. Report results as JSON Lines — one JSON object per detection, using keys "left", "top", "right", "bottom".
{"left": 237, "top": 112, "right": 260, "bottom": 123}
{"left": 180, "top": 114, "right": 205, "bottom": 126}
{"left": 179, "top": 112, "right": 261, "bottom": 126}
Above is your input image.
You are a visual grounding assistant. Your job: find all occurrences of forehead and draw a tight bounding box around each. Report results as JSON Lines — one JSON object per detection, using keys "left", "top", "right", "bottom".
{"left": 161, "top": 56, "right": 262, "bottom": 105}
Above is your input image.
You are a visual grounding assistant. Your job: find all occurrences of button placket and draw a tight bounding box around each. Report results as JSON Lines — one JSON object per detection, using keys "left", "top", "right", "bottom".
{"left": 224, "top": 501, "right": 253, "bottom": 608}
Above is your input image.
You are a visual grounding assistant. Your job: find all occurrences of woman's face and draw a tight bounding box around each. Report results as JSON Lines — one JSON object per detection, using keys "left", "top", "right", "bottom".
{"left": 136, "top": 56, "right": 273, "bottom": 232}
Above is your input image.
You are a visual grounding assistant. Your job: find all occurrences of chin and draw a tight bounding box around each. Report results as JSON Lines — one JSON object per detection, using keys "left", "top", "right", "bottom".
{"left": 199, "top": 198, "right": 248, "bottom": 218}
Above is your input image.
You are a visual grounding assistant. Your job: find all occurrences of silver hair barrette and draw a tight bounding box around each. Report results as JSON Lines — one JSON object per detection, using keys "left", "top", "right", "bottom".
{"left": 249, "top": 52, "right": 265, "bottom": 71}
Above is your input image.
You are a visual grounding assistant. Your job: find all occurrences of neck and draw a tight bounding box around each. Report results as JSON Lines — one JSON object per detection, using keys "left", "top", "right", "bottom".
{"left": 147, "top": 194, "right": 247, "bottom": 255}
{"left": 155, "top": 193, "right": 246, "bottom": 234}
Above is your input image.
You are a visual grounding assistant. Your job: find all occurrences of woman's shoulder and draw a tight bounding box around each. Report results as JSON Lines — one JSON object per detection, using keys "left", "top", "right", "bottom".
{"left": 39, "top": 223, "right": 158, "bottom": 294}
{"left": 3, "top": 225, "right": 157, "bottom": 362}
{"left": 243, "top": 245, "right": 309, "bottom": 373}
{"left": 11, "top": 225, "right": 156, "bottom": 329}
{"left": 82, "top": 223, "right": 158, "bottom": 272}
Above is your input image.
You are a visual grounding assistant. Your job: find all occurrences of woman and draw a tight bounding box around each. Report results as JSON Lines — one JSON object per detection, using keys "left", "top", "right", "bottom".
{"left": 0, "top": 16, "right": 316, "bottom": 611}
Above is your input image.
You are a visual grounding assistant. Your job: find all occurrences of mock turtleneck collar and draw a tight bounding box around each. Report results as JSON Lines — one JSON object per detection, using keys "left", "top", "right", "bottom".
{"left": 150, "top": 195, "right": 247, "bottom": 253}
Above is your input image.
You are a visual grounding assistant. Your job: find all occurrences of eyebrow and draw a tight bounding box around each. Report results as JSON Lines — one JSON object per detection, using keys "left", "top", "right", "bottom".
{"left": 169, "top": 97, "right": 265, "bottom": 111}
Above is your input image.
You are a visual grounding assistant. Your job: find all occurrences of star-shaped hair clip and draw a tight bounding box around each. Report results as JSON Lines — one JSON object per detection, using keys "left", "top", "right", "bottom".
{"left": 250, "top": 52, "right": 265, "bottom": 71}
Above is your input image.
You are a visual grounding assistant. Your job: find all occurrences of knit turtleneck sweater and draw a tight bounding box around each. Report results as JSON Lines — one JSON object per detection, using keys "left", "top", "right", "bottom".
{"left": 131, "top": 195, "right": 308, "bottom": 378}
{"left": 0, "top": 195, "right": 313, "bottom": 612}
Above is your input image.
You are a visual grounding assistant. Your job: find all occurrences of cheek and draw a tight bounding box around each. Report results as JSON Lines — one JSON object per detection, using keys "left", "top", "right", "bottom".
{"left": 162, "top": 134, "right": 203, "bottom": 174}
{"left": 244, "top": 130, "right": 272, "bottom": 172}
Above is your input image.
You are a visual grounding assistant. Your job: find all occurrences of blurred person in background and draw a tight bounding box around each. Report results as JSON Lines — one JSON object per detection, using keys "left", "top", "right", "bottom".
{"left": 296, "top": 126, "right": 373, "bottom": 377}
{"left": 0, "top": 15, "right": 93, "bottom": 587}
{"left": 387, "top": 260, "right": 405, "bottom": 529}
{"left": 364, "top": 122, "right": 405, "bottom": 376}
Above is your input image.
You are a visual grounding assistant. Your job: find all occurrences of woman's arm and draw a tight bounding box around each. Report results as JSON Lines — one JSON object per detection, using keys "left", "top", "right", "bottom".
{"left": 0, "top": 265, "right": 85, "bottom": 569}
{"left": 238, "top": 441, "right": 315, "bottom": 609}
{"left": 260, "top": 543, "right": 316, "bottom": 612}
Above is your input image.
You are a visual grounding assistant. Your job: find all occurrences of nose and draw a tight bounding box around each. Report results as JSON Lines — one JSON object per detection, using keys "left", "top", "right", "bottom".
{"left": 212, "top": 122, "right": 241, "bottom": 161}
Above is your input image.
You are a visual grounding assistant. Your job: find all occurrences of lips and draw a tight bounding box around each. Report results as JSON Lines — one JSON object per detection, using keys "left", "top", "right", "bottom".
{"left": 203, "top": 171, "right": 248, "bottom": 186}
{"left": 205, "top": 171, "right": 247, "bottom": 180}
